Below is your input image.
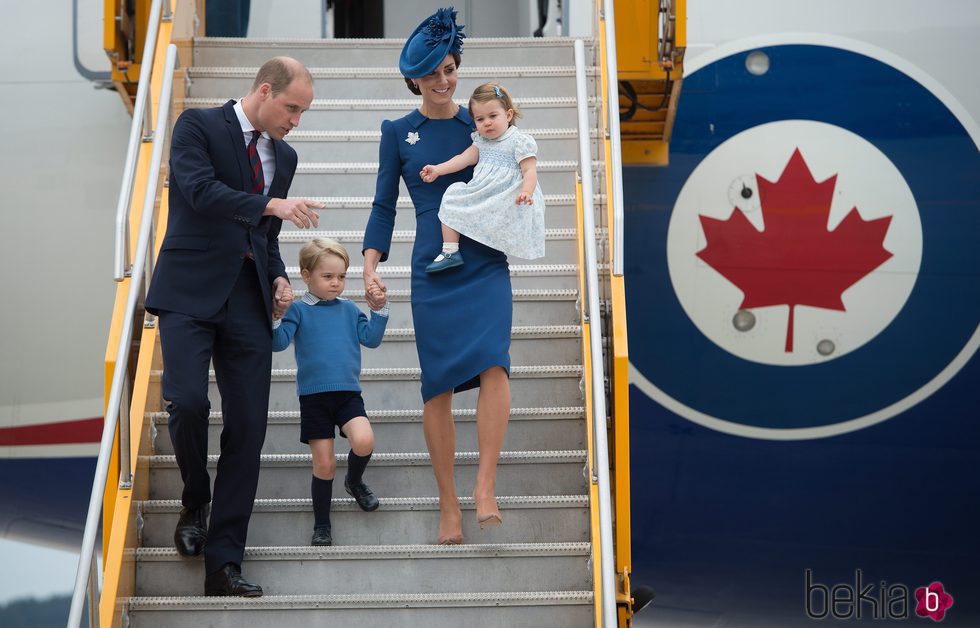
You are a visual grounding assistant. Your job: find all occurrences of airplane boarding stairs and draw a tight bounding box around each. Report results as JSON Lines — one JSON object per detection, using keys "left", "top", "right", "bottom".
{"left": 125, "top": 37, "right": 605, "bottom": 626}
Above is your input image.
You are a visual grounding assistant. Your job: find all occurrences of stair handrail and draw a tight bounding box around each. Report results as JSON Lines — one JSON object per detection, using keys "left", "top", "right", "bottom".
{"left": 68, "top": 42, "right": 179, "bottom": 628}
{"left": 574, "top": 38, "right": 618, "bottom": 627}
{"left": 601, "top": 0, "right": 625, "bottom": 277}
{"left": 113, "top": 0, "right": 169, "bottom": 281}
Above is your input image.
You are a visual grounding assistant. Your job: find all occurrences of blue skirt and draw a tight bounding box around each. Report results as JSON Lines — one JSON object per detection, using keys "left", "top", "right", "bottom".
{"left": 411, "top": 207, "right": 512, "bottom": 402}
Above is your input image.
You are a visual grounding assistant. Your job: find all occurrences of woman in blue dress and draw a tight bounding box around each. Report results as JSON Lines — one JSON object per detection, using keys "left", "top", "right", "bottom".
{"left": 362, "top": 7, "right": 511, "bottom": 545}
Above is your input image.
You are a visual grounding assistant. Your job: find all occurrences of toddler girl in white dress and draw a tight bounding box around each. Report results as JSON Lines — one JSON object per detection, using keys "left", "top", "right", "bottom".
{"left": 420, "top": 82, "right": 546, "bottom": 272}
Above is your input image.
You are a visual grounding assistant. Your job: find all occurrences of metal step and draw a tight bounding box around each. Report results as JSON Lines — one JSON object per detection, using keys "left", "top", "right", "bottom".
{"left": 276, "top": 228, "right": 586, "bottom": 266}
{"left": 149, "top": 406, "right": 587, "bottom": 456}
{"left": 150, "top": 364, "right": 585, "bottom": 413}
{"left": 281, "top": 263, "right": 581, "bottom": 292}
{"left": 280, "top": 287, "right": 580, "bottom": 328}
{"left": 134, "top": 543, "right": 593, "bottom": 596}
{"left": 139, "top": 495, "right": 589, "bottom": 547}
{"left": 263, "top": 365, "right": 585, "bottom": 410}
{"left": 148, "top": 450, "right": 589, "bottom": 500}
{"left": 186, "top": 288, "right": 580, "bottom": 330}
{"left": 192, "top": 36, "right": 583, "bottom": 67}
{"left": 126, "top": 591, "right": 594, "bottom": 628}
{"left": 184, "top": 96, "right": 597, "bottom": 129}
{"left": 186, "top": 65, "right": 596, "bottom": 99}
{"left": 268, "top": 325, "right": 583, "bottom": 369}
{"left": 286, "top": 159, "right": 586, "bottom": 197}
{"left": 286, "top": 127, "right": 590, "bottom": 162}
{"left": 280, "top": 193, "right": 589, "bottom": 231}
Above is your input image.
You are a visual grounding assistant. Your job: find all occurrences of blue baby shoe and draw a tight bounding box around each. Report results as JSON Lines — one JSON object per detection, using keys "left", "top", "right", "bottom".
{"left": 425, "top": 251, "right": 464, "bottom": 273}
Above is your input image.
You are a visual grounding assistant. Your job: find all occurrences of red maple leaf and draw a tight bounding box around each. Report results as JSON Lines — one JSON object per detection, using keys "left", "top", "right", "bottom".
{"left": 696, "top": 148, "right": 893, "bottom": 352}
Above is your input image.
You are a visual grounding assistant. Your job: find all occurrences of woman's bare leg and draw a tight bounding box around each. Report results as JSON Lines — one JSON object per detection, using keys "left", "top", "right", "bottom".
{"left": 423, "top": 391, "right": 462, "bottom": 542}
{"left": 473, "top": 367, "right": 510, "bottom": 524}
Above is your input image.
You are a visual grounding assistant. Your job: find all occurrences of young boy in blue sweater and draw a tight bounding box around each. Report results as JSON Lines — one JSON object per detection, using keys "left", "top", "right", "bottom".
{"left": 272, "top": 238, "right": 389, "bottom": 546}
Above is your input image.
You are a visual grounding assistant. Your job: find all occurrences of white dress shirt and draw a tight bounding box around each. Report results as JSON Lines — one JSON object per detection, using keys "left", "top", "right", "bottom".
{"left": 233, "top": 99, "right": 275, "bottom": 195}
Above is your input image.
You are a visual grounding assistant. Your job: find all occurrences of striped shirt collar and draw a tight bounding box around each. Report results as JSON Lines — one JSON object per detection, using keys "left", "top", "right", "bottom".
{"left": 302, "top": 292, "right": 333, "bottom": 305}
{"left": 301, "top": 291, "right": 389, "bottom": 316}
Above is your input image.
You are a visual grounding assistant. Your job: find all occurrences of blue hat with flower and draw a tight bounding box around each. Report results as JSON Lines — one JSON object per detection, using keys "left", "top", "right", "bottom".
{"left": 399, "top": 6, "right": 466, "bottom": 78}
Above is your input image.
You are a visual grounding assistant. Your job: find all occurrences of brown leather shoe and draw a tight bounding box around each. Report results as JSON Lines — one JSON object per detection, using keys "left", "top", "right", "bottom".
{"left": 173, "top": 505, "right": 208, "bottom": 557}
{"left": 204, "top": 563, "right": 263, "bottom": 597}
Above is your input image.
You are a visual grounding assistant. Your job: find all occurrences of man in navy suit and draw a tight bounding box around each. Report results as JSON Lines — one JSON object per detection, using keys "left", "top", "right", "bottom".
{"left": 146, "top": 56, "right": 322, "bottom": 596}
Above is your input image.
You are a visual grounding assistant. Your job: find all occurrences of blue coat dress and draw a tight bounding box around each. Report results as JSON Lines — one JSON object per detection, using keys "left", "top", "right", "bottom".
{"left": 364, "top": 108, "right": 512, "bottom": 402}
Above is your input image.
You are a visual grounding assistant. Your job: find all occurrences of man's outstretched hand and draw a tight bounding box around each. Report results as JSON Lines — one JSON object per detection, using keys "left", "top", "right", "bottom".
{"left": 265, "top": 198, "right": 324, "bottom": 229}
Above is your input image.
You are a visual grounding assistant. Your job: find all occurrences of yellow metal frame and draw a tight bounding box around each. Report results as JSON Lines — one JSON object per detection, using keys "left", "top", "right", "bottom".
{"left": 613, "top": 0, "right": 665, "bottom": 81}
{"left": 98, "top": 1, "right": 199, "bottom": 625}
{"left": 104, "top": 0, "right": 204, "bottom": 111}
{"left": 575, "top": 179, "right": 606, "bottom": 627}
{"left": 614, "top": 0, "right": 686, "bottom": 166}
{"left": 103, "top": 0, "right": 147, "bottom": 112}
{"left": 597, "top": 6, "right": 637, "bottom": 624}
{"left": 595, "top": 0, "right": 687, "bottom": 624}
{"left": 612, "top": 0, "right": 686, "bottom": 82}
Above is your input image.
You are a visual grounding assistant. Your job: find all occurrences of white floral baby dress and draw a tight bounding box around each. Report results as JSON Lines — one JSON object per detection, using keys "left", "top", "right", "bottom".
{"left": 438, "top": 126, "right": 546, "bottom": 259}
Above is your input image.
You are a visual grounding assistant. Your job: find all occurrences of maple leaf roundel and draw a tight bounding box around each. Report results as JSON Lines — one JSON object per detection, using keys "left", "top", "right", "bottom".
{"left": 625, "top": 40, "right": 980, "bottom": 438}
{"left": 667, "top": 120, "right": 922, "bottom": 367}
{"left": 697, "top": 148, "right": 894, "bottom": 352}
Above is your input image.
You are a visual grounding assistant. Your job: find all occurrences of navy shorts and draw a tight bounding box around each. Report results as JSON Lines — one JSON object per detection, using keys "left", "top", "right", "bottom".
{"left": 298, "top": 391, "right": 367, "bottom": 444}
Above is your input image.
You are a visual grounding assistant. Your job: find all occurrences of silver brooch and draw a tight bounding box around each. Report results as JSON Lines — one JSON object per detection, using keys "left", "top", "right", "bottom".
{"left": 405, "top": 131, "right": 420, "bottom": 145}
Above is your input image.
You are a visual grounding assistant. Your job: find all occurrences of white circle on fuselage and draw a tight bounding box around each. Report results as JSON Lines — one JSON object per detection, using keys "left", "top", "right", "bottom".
{"left": 667, "top": 120, "right": 923, "bottom": 366}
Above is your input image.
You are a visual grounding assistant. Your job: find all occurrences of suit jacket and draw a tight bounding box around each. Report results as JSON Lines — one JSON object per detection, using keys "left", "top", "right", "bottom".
{"left": 146, "top": 100, "right": 297, "bottom": 320}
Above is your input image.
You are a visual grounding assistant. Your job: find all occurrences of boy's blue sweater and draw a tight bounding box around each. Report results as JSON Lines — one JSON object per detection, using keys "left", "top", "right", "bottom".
{"left": 272, "top": 294, "right": 388, "bottom": 395}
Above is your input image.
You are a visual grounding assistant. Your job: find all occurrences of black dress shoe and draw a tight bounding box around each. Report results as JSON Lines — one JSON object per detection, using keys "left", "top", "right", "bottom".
{"left": 204, "top": 563, "right": 263, "bottom": 597}
{"left": 173, "top": 504, "right": 208, "bottom": 557}
{"left": 311, "top": 523, "right": 332, "bottom": 546}
{"left": 345, "top": 477, "right": 379, "bottom": 512}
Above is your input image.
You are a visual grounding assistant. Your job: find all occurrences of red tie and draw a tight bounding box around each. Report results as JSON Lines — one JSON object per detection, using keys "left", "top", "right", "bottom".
{"left": 247, "top": 130, "right": 265, "bottom": 195}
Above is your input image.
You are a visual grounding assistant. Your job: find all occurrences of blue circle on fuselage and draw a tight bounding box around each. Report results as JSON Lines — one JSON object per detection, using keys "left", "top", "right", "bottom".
{"left": 625, "top": 43, "right": 980, "bottom": 432}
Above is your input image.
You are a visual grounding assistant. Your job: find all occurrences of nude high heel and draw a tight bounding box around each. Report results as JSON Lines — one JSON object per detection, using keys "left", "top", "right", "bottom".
{"left": 474, "top": 492, "right": 502, "bottom": 530}
{"left": 477, "top": 512, "right": 502, "bottom": 530}
{"left": 436, "top": 506, "right": 463, "bottom": 545}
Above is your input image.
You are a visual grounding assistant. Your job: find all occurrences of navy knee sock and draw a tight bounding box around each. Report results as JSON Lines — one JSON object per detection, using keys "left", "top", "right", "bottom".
{"left": 346, "top": 450, "right": 373, "bottom": 485}
{"left": 311, "top": 476, "right": 333, "bottom": 526}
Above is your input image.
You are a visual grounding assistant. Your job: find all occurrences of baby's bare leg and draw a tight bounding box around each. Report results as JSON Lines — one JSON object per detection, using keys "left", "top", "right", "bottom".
{"left": 441, "top": 222, "right": 460, "bottom": 244}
